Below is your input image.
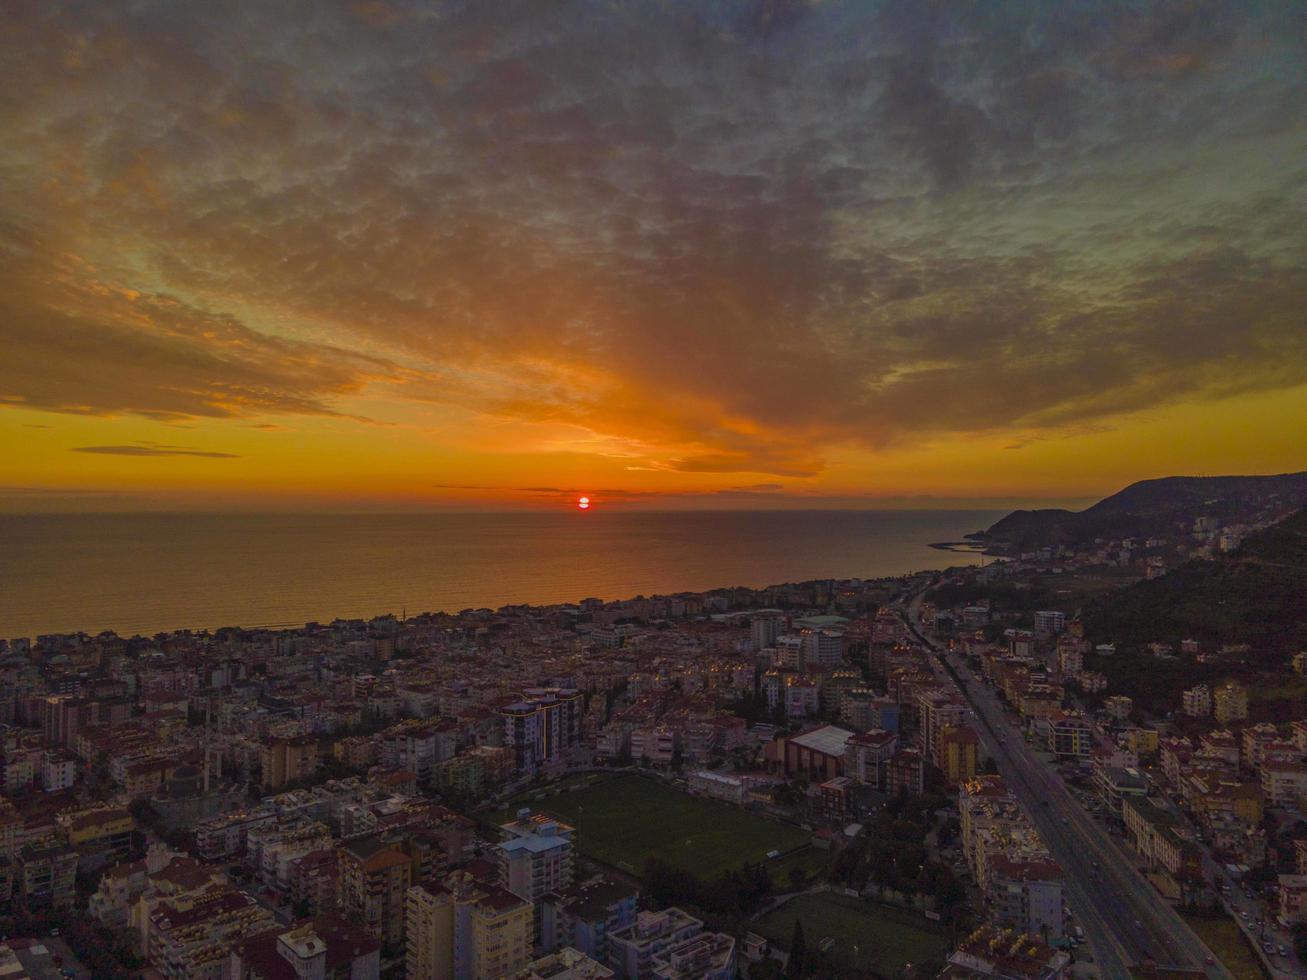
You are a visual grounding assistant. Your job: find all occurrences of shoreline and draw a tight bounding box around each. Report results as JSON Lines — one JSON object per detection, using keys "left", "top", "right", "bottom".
{"left": 928, "top": 540, "right": 989, "bottom": 554}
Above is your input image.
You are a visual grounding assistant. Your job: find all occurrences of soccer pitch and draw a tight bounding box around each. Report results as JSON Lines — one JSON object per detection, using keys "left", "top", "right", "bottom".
{"left": 511, "top": 773, "right": 811, "bottom": 878}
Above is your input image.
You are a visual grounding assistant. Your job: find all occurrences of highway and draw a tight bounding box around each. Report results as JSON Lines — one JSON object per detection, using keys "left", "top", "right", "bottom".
{"left": 901, "top": 588, "right": 1230, "bottom": 979}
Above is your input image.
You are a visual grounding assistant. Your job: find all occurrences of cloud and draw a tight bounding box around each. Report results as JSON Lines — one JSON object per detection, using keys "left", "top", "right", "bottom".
{"left": 1, "top": 1, "right": 1305, "bottom": 477}
{"left": 0, "top": 486, "right": 126, "bottom": 495}
{"left": 73, "top": 445, "right": 240, "bottom": 459}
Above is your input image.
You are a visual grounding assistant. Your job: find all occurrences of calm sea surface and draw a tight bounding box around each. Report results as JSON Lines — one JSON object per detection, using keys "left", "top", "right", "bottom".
{"left": 0, "top": 510, "right": 1003, "bottom": 637}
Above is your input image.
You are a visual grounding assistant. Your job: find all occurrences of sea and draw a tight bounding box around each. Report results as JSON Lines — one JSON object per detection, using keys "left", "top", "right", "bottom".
{"left": 0, "top": 510, "right": 1003, "bottom": 638}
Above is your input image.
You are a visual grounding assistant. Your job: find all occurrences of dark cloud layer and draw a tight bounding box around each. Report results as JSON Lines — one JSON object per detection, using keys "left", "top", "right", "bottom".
{"left": 2, "top": 0, "right": 1306, "bottom": 475}
{"left": 73, "top": 444, "right": 240, "bottom": 459}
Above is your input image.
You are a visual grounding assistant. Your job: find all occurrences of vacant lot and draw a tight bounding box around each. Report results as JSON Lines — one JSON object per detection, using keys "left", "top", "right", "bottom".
{"left": 1182, "top": 912, "right": 1268, "bottom": 980}
{"left": 498, "top": 774, "right": 810, "bottom": 878}
{"left": 754, "top": 891, "right": 949, "bottom": 975}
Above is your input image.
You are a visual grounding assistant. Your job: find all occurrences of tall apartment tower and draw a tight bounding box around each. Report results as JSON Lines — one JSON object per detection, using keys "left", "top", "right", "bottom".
{"left": 499, "top": 688, "right": 582, "bottom": 778}
{"left": 750, "top": 614, "right": 782, "bottom": 653}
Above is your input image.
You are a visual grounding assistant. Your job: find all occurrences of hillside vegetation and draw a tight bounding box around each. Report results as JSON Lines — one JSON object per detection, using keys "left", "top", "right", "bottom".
{"left": 1079, "top": 509, "right": 1307, "bottom": 715}
{"left": 977, "top": 471, "right": 1307, "bottom": 552}
{"left": 1082, "top": 508, "right": 1307, "bottom": 651}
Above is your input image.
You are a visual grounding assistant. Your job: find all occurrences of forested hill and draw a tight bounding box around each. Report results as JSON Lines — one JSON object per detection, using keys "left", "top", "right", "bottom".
{"left": 975, "top": 471, "right": 1307, "bottom": 553}
{"left": 1080, "top": 507, "right": 1307, "bottom": 652}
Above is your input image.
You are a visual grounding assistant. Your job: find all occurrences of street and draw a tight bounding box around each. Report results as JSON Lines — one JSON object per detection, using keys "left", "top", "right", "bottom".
{"left": 902, "top": 589, "right": 1231, "bottom": 979}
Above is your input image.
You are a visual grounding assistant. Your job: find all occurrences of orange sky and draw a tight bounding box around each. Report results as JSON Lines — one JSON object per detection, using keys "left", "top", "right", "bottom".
{"left": 3, "top": 2, "right": 1306, "bottom": 512}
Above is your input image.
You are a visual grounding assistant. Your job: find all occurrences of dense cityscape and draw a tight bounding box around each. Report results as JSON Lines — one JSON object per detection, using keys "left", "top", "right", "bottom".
{"left": 7, "top": 1, "right": 1307, "bottom": 978}
{"left": 0, "top": 478, "right": 1304, "bottom": 979}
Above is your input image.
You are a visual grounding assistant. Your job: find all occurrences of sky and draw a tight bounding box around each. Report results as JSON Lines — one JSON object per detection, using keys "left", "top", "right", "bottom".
{"left": 2, "top": 0, "right": 1306, "bottom": 512}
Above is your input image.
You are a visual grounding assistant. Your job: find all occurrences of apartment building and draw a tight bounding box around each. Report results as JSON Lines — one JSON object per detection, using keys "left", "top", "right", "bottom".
{"left": 500, "top": 689, "right": 582, "bottom": 777}
{"left": 1047, "top": 714, "right": 1093, "bottom": 761}
{"left": 498, "top": 810, "right": 575, "bottom": 940}
{"left": 520, "top": 948, "right": 613, "bottom": 979}
{"left": 649, "top": 931, "right": 736, "bottom": 980}
{"left": 1260, "top": 762, "right": 1307, "bottom": 807}
{"left": 539, "top": 875, "right": 638, "bottom": 967}
{"left": 1213, "top": 682, "right": 1248, "bottom": 724}
{"left": 337, "top": 835, "right": 415, "bottom": 951}
{"left": 843, "top": 728, "right": 898, "bottom": 789}
{"left": 406, "top": 872, "right": 534, "bottom": 980}
{"left": 261, "top": 735, "right": 320, "bottom": 791}
{"left": 1181, "top": 684, "right": 1212, "bottom": 718}
{"left": 937, "top": 726, "right": 981, "bottom": 785}
{"left": 986, "top": 855, "right": 1064, "bottom": 945}
{"left": 228, "top": 914, "right": 380, "bottom": 980}
{"left": 608, "top": 908, "right": 703, "bottom": 980}
{"left": 148, "top": 888, "right": 275, "bottom": 980}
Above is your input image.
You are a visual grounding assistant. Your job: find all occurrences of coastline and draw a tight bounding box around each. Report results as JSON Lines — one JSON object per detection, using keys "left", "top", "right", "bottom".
{"left": 928, "top": 540, "right": 990, "bottom": 554}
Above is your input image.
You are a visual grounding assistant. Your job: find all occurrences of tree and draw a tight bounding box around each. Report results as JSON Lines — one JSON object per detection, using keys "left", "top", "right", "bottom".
{"left": 786, "top": 919, "right": 807, "bottom": 979}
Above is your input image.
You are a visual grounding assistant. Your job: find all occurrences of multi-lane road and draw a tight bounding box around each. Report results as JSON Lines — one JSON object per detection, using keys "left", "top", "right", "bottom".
{"left": 901, "top": 588, "right": 1230, "bottom": 979}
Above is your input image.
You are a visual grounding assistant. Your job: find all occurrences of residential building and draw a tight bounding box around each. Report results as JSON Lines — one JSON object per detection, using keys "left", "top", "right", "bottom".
{"left": 148, "top": 888, "right": 276, "bottom": 980}
{"left": 1103, "top": 696, "right": 1133, "bottom": 722}
{"left": 337, "top": 835, "right": 415, "bottom": 951}
{"left": 228, "top": 914, "right": 381, "bottom": 980}
{"left": 261, "top": 735, "right": 320, "bottom": 791}
{"left": 500, "top": 689, "right": 582, "bottom": 777}
{"left": 937, "top": 726, "right": 981, "bottom": 785}
{"left": 1277, "top": 874, "right": 1307, "bottom": 928}
{"left": 608, "top": 908, "right": 703, "bottom": 980}
{"left": 887, "top": 748, "right": 925, "bottom": 796}
{"left": 943, "top": 926, "right": 1070, "bottom": 979}
{"left": 1213, "top": 682, "right": 1248, "bottom": 724}
{"left": 1260, "top": 762, "right": 1307, "bottom": 807}
{"left": 987, "top": 856, "right": 1064, "bottom": 945}
{"left": 17, "top": 843, "right": 77, "bottom": 910}
{"left": 649, "top": 931, "right": 735, "bottom": 980}
{"left": 1181, "top": 685, "right": 1211, "bottom": 718}
{"left": 406, "top": 872, "right": 534, "bottom": 980}
{"left": 843, "top": 729, "right": 898, "bottom": 789}
{"left": 538, "top": 875, "right": 638, "bottom": 966}
{"left": 519, "top": 947, "right": 615, "bottom": 980}
{"left": 499, "top": 809, "right": 575, "bottom": 940}
{"left": 1047, "top": 714, "right": 1092, "bottom": 761}
{"left": 1033, "top": 611, "right": 1065, "bottom": 636}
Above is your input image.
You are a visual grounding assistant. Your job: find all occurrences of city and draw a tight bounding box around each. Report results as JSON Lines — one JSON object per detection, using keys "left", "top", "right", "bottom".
{"left": 1, "top": 482, "right": 1306, "bottom": 979}
{"left": 5, "top": 1, "right": 1307, "bottom": 978}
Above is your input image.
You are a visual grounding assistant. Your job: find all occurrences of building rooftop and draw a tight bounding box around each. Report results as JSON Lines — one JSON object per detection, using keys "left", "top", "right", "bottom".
{"left": 789, "top": 725, "right": 856, "bottom": 757}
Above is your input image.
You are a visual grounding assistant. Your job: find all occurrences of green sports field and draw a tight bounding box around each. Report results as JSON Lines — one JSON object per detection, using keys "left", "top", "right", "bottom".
{"left": 500, "top": 773, "right": 812, "bottom": 878}
{"left": 754, "top": 892, "right": 950, "bottom": 976}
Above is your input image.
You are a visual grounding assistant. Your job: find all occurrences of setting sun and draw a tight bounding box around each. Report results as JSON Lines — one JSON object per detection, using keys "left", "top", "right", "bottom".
{"left": 577, "top": 496, "right": 591, "bottom": 510}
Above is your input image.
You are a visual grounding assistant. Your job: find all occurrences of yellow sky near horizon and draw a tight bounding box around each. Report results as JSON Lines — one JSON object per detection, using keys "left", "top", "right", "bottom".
{"left": 6, "top": 383, "right": 1305, "bottom": 512}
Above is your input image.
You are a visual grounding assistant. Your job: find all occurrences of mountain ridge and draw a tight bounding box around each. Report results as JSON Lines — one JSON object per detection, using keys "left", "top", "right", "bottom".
{"left": 974, "top": 470, "right": 1307, "bottom": 553}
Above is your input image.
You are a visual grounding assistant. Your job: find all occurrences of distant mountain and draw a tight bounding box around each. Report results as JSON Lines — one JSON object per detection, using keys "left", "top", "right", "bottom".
{"left": 974, "top": 471, "right": 1307, "bottom": 553}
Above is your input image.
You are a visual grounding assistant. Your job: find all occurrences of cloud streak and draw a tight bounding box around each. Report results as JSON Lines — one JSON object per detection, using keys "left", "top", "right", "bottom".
{"left": 73, "top": 445, "right": 240, "bottom": 459}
